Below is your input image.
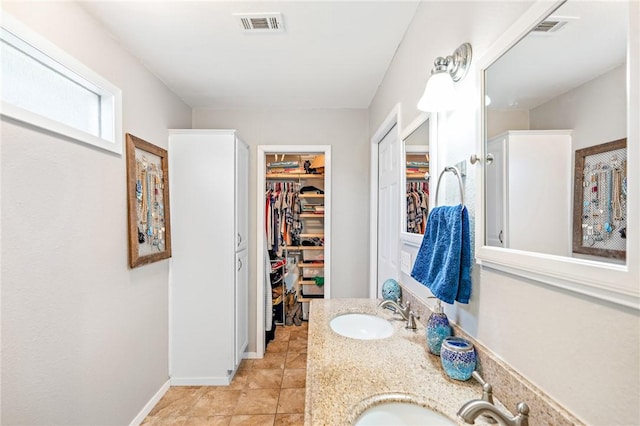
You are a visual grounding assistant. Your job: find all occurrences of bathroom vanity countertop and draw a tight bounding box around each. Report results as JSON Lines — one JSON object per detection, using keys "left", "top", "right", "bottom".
{"left": 305, "top": 298, "right": 494, "bottom": 426}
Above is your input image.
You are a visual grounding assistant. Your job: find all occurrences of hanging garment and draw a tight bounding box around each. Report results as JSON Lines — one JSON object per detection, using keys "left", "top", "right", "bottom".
{"left": 406, "top": 182, "right": 429, "bottom": 234}
{"left": 265, "top": 182, "right": 302, "bottom": 251}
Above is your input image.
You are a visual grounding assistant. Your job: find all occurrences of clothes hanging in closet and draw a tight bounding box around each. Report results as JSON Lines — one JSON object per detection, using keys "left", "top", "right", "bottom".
{"left": 265, "top": 182, "right": 302, "bottom": 255}
{"left": 407, "top": 182, "right": 429, "bottom": 234}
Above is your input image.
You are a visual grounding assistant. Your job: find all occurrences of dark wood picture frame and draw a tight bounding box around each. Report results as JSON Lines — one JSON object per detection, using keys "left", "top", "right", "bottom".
{"left": 126, "top": 133, "right": 172, "bottom": 268}
{"left": 572, "top": 138, "right": 626, "bottom": 260}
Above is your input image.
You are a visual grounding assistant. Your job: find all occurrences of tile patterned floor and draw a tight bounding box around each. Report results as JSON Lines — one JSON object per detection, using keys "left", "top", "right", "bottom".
{"left": 142, "top": 323, "right": 308, "bottom": 426}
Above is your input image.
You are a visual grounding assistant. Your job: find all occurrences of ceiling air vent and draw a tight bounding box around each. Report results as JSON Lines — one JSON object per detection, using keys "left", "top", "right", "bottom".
{"left": 233, "top": 13, "right": 285, "bottom": 33}
{"left": 531, "top": 15, "right": 578, "bottom": 34}
{"left": 532, "top": 20, "right": 567, "bottom": 33}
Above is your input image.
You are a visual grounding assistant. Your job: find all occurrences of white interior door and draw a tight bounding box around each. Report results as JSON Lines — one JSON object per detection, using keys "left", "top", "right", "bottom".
{"left": 377, "top": 124, "right": 400, "bottom": 295}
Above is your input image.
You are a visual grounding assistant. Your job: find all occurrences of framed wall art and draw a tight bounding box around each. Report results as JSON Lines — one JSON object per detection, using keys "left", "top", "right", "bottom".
{"left": 572, "top": 138, "right": 627, "bottom": 260}
{"left": 126, "top": 133, "right": 172, "bottom": 268}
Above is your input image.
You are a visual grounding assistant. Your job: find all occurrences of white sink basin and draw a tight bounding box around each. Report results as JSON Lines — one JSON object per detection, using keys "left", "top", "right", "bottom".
{"left": 354, "top": 402, "right": 456, "bottom": 426}
{"left": 330, "top": 313, "right": 394, "bottom": 340}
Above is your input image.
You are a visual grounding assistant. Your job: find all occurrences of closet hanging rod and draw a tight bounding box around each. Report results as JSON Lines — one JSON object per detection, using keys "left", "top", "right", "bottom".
{"left": 434, "top": 166, "right": 465, "bottom": 207}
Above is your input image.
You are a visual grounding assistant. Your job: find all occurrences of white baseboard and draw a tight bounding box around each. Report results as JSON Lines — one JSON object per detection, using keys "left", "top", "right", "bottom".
{"left": 129, "top": 379, "right": 170, "bottom": 426}
{"left": 244, "top": 351, "right": 261, "bottom": 359}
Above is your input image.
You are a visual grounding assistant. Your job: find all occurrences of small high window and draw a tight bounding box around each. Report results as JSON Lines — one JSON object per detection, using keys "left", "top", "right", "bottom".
{"left": 1, "top": 13, "right": 122, "bottom": 154}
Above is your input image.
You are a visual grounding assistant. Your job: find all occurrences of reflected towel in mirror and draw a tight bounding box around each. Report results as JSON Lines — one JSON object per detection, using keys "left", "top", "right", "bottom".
{"left": 411, "top": 204, "right": 471, "bottom": 304}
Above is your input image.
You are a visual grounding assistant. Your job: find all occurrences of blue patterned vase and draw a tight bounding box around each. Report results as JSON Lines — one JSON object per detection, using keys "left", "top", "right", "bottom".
{"left": 440, "top": 337, "right": 476, "bottom": 381}
{"left": 381, "top": 279, "right": 402, "bottom": 302}
{"left": 426, "top": 311, "right": 451, "bottom": 356}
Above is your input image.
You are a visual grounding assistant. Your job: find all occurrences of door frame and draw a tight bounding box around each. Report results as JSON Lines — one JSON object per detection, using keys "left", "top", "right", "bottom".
{"left": 256, "top": 145, "right": 332, "bottom": 358}
{"left": 369, "top": 104, "right": 402, "bottom": 298}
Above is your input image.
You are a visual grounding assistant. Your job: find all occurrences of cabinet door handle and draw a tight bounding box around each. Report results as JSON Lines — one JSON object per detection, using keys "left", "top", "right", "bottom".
{"left": 237, "top": 233, "right": 242, "bottom": 246}
{"left": 499, "top": 230, "right": 503, "bottom": 244}
{"left": 238, "top": 259, "right": 243, "bottom": 271}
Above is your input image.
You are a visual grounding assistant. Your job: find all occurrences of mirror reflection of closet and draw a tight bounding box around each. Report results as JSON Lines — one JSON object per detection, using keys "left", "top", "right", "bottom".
{"left": 484, "top": 0, "right": 628, "bottom": 264}
{"left": 403, "top": 116, "right": 430, "bottom": 235}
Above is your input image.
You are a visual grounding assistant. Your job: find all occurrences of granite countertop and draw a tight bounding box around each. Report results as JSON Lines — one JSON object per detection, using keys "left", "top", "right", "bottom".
{"left": 304, "top": 298, "right": 496, "bottom": 426}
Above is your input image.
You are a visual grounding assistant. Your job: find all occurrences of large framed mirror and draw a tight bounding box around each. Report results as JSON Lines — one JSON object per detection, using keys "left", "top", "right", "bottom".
{"left": 476, "top": 0, "right": 639, "bottom": 308}
{"left": 401, "top": 112, "right": 437, "bottom": 247}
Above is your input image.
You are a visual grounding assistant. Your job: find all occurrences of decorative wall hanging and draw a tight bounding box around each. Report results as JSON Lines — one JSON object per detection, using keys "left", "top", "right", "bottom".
{"left": 572, "top": 138, "right": 626, "bottom": 260}
{"left": 126, "top": 133, "right": 172, "bottom": 268}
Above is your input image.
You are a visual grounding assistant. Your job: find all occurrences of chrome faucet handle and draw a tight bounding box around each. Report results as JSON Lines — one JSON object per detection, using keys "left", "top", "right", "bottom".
{"left": 516, "top": 403, "right": 530, "bottom": 419}
{"left": 481, "top": 383, "right": 494, "bottom": 404}
{"left": 471, "top": 371, "right": 494, "bottom": 404}
{"left": 405, "top": 311, "right": 420, "bottom": 330}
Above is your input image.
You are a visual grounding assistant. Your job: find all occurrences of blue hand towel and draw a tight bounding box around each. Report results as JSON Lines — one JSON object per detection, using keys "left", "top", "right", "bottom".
{"left": 411, "top": 204, "right": 471, "bottom": 304}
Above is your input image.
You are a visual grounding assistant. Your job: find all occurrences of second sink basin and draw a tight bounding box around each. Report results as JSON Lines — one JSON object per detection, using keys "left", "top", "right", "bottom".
{"left": 330, "top": 313, "right": 394, "bottom": 340}
{"left": 354, "top": 402, "right": 456, "bottom": 426}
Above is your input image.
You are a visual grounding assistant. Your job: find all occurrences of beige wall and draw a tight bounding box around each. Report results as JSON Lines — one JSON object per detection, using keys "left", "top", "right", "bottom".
{"left": 192, "top": 108, "right": 370, "bottom": 352}
{"left": 369, "top": 1, "right": 639, "bottom": 425}
{"left": 531, "top": 64, "right": 627, "bottom": 150}
{"left": 1, "top": 2, "right": 191, "bottom": 424}
{"left": 487, "top": 109, "right": 530, "bottom": 138}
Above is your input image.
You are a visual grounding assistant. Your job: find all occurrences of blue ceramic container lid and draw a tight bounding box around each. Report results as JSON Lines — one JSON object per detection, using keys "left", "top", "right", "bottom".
{"left": 442, "top": 336, "right": 473, "bottom": 351}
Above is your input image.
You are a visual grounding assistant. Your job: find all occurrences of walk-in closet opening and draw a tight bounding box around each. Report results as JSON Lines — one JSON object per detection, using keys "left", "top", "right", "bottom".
{"left": 256, "top": 146, "right": 332, "bottom": 357}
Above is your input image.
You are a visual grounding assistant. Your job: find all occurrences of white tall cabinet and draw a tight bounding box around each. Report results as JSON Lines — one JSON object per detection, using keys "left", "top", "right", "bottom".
{"left": 486, "top": 130, "right": 572, "bottom": 256}
{"left": 169, "top": 129, "right": 249, "bottom": 385}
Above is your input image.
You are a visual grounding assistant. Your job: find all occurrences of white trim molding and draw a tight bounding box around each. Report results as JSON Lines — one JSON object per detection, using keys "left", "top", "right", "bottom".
{"left": 129, "top": 380, "right": 170, "bottom": 426}
{"left": 369, "top": 103, "right": 401, "bottom": 299}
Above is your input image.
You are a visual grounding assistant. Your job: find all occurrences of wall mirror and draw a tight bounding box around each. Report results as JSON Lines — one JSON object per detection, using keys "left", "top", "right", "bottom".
{"left": 401, "top": 113, "right": 435, "bottom": 246}
{"left": 477, "top": 0, "right": 639, "bottom": 308}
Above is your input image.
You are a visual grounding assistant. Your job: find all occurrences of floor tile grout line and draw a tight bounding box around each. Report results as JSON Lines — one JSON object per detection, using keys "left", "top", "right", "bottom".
{"left": 143, "top": 324, "right": 307, "bottom": 423}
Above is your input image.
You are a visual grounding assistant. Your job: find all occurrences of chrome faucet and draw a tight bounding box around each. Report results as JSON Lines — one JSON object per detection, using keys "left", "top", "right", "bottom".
{"left": 378, "top": 299, "right": 419, "bottom": 330}
{"left": 458, "top": 400, "right": 530, "bottom": 426}
{"left": 378, "top": 298, "right": 410, "bottom": 319}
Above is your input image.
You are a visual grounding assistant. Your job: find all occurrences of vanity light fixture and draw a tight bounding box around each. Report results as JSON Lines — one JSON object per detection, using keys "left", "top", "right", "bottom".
{"left": 417, "top": 43, "right": 472, "bottom": 112}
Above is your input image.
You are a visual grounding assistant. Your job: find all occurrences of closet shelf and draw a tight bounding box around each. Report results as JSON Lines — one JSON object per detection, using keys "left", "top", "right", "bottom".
{"left": 299, "top": 262, "right": 324, "bottom": 267}
{"left": 296, "top": 281, "right": 324, "bottom": 301}
{"left": 295, "top": 294, "right": 314, "bottom": 303}
{"left": 266, "top": 173, "right": 324, "bottom": 179}
{"left": 286, "top": 246, "right": 323, "bottom": 251}
{"left": 300, "top": 233, "right": 324, "bottom": 238}
{"left": 299, "top": 294, "right": 324, "bottom": 300}
{"left": 299, "top": 194, "right": 325, "bottom": 199}
{"left": 300, "top": 213, "right": 324, "bottom": 218}
{"left": 406, "top": 172, "right": 429, "bottom": 179}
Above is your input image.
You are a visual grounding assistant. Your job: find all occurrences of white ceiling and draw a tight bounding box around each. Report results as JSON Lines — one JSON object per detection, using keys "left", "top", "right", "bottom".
{"left": 486, "top": 1, "right": 628, "bottom": 111}
{"left": 79, "top": 1, "right": 420, "bottom": 109}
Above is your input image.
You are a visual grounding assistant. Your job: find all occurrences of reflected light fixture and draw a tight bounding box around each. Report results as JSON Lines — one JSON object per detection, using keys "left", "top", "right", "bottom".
{"left": 417, "top": 43, "right": 472, "bottom": 112}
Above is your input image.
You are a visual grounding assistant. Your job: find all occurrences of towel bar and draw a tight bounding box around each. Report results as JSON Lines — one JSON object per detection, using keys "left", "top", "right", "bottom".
{"left": 434, "top": 166, "right": 465, "bottom": 206}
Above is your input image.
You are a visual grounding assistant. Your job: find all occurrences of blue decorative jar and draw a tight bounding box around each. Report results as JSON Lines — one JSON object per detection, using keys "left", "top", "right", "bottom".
{"left": 440, "top": 337, "right": 476, "bottom": 381}
{"left": 426, "top": 300, "right": 451, "bottom": 356}
{"left": 381, "top": 278, "right": 402, "bottom": 302}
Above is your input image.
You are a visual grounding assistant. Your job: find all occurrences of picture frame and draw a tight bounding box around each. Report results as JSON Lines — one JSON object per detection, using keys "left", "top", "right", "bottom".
{"left": 572, "top": 138, "right": 627, "bottom": 260}
{"left": 126, "top": 133, "right": 172, "bottom": 268}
